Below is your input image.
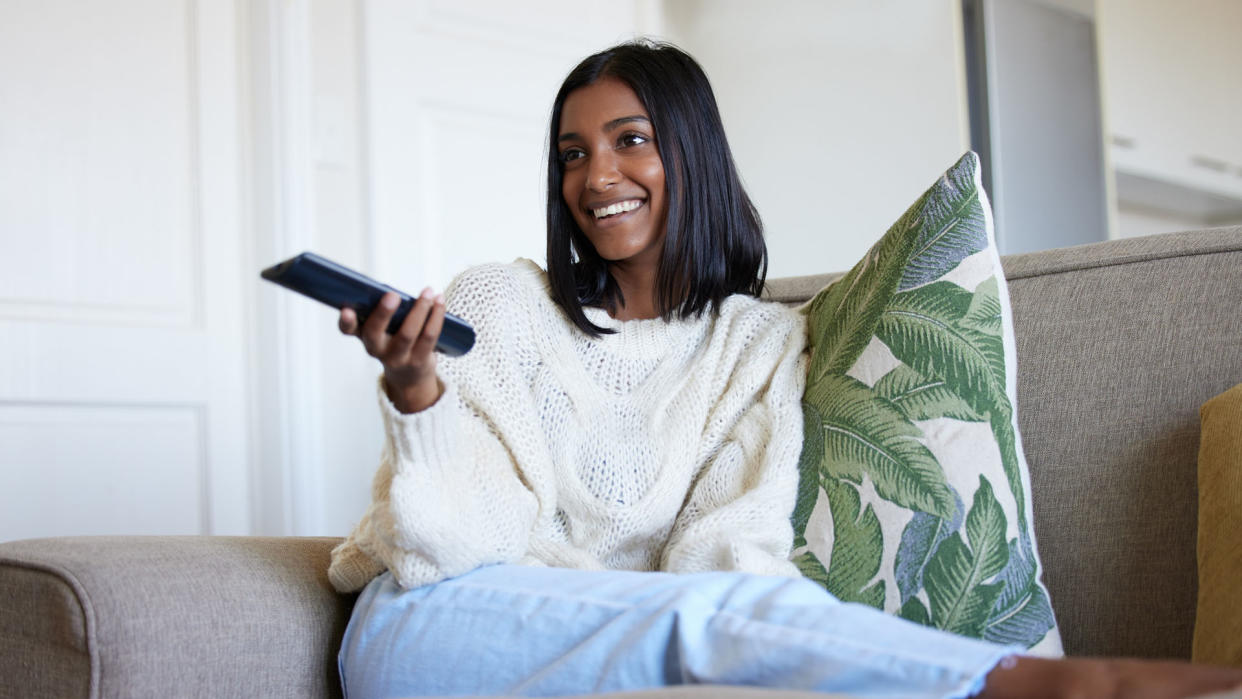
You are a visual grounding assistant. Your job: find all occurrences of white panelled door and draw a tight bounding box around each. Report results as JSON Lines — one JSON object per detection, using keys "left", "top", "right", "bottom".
{"left": 0, "top": 0, "right": 250, "bottom": 539}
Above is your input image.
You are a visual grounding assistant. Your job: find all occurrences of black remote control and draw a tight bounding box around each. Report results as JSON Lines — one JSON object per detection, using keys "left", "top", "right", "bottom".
{"left": 260, "top": 252, "right": 475, "bottom": 357}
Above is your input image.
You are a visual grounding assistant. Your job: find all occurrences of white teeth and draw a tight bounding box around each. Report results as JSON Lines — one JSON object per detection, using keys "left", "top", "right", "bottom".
{"left": 593, "top": 199, "right": 642, "bottom": 219}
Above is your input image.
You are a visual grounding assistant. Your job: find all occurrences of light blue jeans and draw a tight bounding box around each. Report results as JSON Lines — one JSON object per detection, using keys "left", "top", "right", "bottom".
{"left": 339, "top": 565, "right": 1015, "bottom": 698}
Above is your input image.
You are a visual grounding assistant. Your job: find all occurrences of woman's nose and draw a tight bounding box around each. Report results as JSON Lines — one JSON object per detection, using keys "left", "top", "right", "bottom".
{"left": 587, "top": 150, "right": 620, "bottom": 191}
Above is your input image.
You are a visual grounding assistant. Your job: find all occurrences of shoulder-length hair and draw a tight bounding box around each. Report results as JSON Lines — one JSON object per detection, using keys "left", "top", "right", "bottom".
{"left": 545, "top": 40, "right": 767, "bottom": 337}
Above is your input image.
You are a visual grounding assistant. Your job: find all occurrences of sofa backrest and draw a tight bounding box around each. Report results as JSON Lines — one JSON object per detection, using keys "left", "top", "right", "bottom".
{"left": 764, "top": 226, "right": 1242, "bottom": 659}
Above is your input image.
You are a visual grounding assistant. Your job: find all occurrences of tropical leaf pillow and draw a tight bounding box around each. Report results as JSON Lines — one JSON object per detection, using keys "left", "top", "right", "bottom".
{"left": 792, "top": 152, "right": 1063, "bottom": 655}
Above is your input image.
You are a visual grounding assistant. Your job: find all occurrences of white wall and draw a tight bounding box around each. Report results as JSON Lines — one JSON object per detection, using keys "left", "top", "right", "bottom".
{"left": 660, "top": 1, "right": 971, "bottom": 277}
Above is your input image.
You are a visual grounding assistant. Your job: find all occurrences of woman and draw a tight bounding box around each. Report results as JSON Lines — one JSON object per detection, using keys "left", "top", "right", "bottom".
{"left": 329, "top": 40, "right": 1242, "bottom": 698}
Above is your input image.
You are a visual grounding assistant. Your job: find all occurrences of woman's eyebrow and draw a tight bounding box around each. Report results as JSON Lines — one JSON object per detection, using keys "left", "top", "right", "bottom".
{"left": 604, "top": 115, "right": 650, "bottom": 131}
{"left": 558, "top": 115, "right": 651, "bottom": 143}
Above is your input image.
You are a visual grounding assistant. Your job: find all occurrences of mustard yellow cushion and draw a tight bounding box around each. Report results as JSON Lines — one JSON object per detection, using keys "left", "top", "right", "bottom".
{"left": 1193, "top": 382, "right": 1242, "bottom": 666}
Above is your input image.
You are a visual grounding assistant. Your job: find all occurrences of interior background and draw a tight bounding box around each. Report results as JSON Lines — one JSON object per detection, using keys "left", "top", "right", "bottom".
{"left": 2, "top": 0, "right": 1239, "bottom": 540}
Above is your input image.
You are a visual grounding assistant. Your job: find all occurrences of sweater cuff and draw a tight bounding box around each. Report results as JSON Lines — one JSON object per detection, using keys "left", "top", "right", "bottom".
{"left": 328, "top": 538, "right": 385, "bottom": 593}
{"left": 375, "top": 374, "right": 461, "bottom": 475}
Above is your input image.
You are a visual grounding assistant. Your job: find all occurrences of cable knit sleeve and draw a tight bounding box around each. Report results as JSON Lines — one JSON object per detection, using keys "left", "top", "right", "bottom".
{"left": 328, "top": 262, "right": 545, "bottom": 592}
{"left": 660, "top": 303, "right": 808, "bottom": 578}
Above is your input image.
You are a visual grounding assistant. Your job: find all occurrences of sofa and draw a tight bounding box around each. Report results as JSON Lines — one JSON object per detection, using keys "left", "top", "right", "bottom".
{"left": 2, "top": 226, "right": 1240, "bottom": 698}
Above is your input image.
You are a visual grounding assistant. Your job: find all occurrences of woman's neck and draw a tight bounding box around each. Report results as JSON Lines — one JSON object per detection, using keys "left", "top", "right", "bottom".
{"left": 607, "top": 261, "right": 659, "bottom": 321}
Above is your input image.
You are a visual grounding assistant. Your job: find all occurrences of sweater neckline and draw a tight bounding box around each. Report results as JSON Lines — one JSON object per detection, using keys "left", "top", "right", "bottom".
{"left": 581, "top": 306, "right": 711, "bottom": 359}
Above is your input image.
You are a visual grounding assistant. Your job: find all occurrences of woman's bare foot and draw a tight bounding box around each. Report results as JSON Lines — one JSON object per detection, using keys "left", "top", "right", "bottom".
{"left": 977, "top": 655, "right": 1242, "bottom": 698}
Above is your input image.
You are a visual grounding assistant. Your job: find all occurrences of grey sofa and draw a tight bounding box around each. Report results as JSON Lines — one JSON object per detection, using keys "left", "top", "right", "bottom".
{"left": 3, "top": 227, "right": 1240, "bottom": 698}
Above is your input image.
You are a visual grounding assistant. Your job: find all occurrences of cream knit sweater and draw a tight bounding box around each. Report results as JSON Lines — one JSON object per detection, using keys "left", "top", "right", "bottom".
{"left": 328, "top": 259, "right": 808, "bottom": 592}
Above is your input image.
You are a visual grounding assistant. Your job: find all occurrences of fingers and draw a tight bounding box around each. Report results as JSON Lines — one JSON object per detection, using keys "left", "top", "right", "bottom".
{"left": 344, "top": 289, "right": 445, "bottom": 375}
{"left": 339, "top": 307, "right": 358, "bottom": 335}
{"left": 385, "top": 289, "right": 441, "bottom": 362}
{"left": 356, "top": 292, "right": 402, "bottom": 355}
{"left": 418, "top": 295, "right": 447, "bottom": 356}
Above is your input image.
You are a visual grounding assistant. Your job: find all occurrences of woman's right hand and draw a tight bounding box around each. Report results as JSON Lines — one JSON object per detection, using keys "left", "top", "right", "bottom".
{"left": 339, "top": 289, "right": 447, "bottom": 415}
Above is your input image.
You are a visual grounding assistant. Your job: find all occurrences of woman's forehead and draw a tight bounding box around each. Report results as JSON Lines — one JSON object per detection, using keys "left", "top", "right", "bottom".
{"left": 560, "top": 77, "right": 650, "bottom": 133}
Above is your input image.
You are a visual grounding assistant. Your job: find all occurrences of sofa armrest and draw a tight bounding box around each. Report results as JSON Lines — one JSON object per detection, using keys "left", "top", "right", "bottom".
{"left": 0, "top": 536, "right": 351, "bottom": 699}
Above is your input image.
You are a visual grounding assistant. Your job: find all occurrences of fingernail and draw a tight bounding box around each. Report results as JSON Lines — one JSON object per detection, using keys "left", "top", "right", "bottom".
{"left": 434, "top": 293, "right": 445, "bottom": 304}
{"left": 382, "top": 295, "right": 398, "bottom": 309}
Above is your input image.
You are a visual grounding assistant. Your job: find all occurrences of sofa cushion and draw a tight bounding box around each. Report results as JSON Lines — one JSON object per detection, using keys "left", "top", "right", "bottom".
{"left": 792, "top": 152, "right": 1062, "bottom": 654}
{"left": 1193, "top": 382, "right": 1242, "bottom": 666}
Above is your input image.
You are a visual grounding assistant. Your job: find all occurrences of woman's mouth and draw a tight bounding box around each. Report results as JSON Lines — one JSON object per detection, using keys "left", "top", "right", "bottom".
{"left": 591, "top": 199, "right": 644, "bottom": 220}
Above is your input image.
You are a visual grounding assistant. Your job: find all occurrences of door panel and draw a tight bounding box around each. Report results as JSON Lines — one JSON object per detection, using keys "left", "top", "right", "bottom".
{"left": 0, "top": 404, "right": 206, "bottom": 538}
{"left": 0, "top": 0, "right": 250, "bottom": 540}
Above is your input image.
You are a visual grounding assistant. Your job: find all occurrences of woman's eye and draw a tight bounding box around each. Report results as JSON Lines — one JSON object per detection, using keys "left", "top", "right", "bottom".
{"left": 619, "top": 133, "right": 649, "bottom": 148}
{"left": 559, "top": 148, "right": 585, "bottom": 164}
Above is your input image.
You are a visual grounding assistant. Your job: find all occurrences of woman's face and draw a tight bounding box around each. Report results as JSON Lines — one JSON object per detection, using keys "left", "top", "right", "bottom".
{"left": 558, "top": 77, "right": 667, "bottom": 271}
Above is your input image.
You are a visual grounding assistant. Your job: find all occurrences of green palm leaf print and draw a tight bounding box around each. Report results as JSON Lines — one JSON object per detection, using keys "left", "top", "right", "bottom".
{"left": 818, "top": 477, "right": 886, "bottom": 609}
{"left": 900, "top": 596, "right": 932, "bottom": 626}
{"left": 809, "top": 374, "right": 956, "bottom": 520}
{"left": 877, "top": 280, "right": 999, "bottom": 417}
{"left": 984, "top": 533, "right": 1056, "bottom": 646}
{"left": 959, "top": 277, "right": 1003, "bottom": 335}
{"left": 806, "top": 208, "right": 921, "bottom": 383}
{"left": 924, "top": 476, "right": 1010, "bottom": 636}
{"left": 955, "top": 278, "right": 1030, "bottom": 524}
{"left": 895, "top": 493, "right": 965, "bottom": 605}
{"left": 875, "top": 277, "right": 1029, "bottom": 524}
{"left": 898, "top": 159, "right": 989, "bottom": 291}
{"left": 874, "top": 363, "right": 985, "bottom": 423}
{"left": 793, "top": 549, "right": 831, "bottom": 588}
{"left": 990, "top": 407, "right": 1028, "bottom": 533}
{"left": 986, "top": 581, "right": 1055, "bottom": 646}
{"left": 792, "top": 402, "right": 826, "bottom": 547}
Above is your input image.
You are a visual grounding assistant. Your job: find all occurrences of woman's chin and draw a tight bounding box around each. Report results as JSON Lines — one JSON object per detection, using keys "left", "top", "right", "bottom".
{"left": 586, "top": 238, "right": 641, "bottom": 263}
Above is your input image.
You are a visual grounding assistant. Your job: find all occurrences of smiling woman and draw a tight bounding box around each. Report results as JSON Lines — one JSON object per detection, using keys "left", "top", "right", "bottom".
{"left": 327, "top": 39, "right": 1242, "bottom": 699}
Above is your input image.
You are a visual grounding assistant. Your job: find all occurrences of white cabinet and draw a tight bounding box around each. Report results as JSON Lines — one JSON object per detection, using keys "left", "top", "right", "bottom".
{"left": 1097, "top": 0, "right": 1242, "bottom": 221}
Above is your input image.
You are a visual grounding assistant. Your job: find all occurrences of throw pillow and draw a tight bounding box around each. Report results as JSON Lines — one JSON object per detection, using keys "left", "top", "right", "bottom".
{"left": 1192, "top": 382, "right": 1242, "bottom": 667}
{"left": 792, "top": 151, "right": 1063, "bottom": 655}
